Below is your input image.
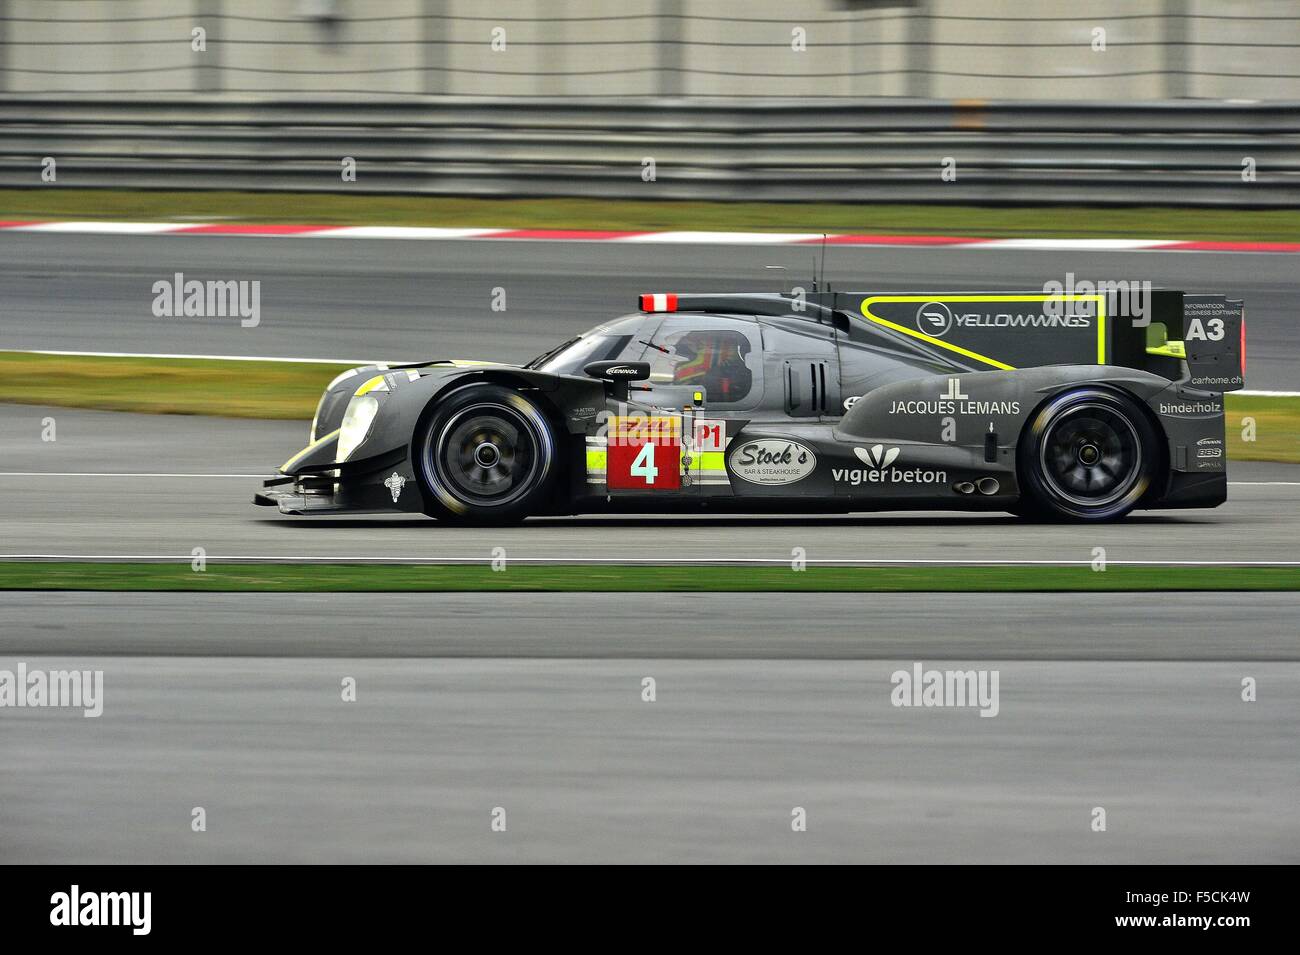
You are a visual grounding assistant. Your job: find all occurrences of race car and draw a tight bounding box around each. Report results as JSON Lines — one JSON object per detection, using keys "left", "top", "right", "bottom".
{"left": 255, "top": 288, "right": 1244, "bottom": 523}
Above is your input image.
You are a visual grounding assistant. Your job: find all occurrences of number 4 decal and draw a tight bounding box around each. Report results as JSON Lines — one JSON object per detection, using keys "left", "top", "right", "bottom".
{"left": 605, "top": 415, "right": 682, "bottom": 490}
{"left": 630, "top": 443, "right": 658, "bottom": 484}
{"left": 609, "top": 439, "right": 678, "bottom": 489}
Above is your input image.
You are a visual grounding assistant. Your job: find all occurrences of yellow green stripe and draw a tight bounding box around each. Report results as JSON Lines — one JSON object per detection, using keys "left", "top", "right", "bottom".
{"left": 280, "top": 428, "right": 339, "bottom": 472}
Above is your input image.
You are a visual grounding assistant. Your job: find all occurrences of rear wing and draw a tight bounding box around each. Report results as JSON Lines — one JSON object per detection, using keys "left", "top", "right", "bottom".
{"left": 1165, "top": 294, "right": 1245, "bottom": 392}
{"left": 828, "top": 290, "right": 1245, "bottom": 392}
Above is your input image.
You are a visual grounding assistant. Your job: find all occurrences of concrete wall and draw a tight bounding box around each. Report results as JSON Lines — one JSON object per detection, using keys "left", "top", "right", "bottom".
{"left": 3, "top": 0, "right": 1298, "bottom": 100}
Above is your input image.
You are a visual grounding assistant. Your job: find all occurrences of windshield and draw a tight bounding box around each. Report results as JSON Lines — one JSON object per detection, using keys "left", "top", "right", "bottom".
{"left": 528, "top": 333, "right": 635, "bottom": 375}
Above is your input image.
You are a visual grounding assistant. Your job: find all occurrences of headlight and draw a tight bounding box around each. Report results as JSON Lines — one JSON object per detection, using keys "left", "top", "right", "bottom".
{"left": 336, "top": 394, "right": 380, "bottom": 462}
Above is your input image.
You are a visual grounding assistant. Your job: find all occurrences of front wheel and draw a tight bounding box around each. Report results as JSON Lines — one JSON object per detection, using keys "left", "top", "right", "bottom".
{"left": 415, "top": 384, "right": 558, "bottom": 524}
{"left": 1016, "top": 387, "right": 1159, "bottom": 521}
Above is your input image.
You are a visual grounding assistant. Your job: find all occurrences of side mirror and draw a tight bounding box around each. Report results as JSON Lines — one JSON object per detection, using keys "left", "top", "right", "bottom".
{"left": 583, "top": 360, "right": 650, "bottom": 401}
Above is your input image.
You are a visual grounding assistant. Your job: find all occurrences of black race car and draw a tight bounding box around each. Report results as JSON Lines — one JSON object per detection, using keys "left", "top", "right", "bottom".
{"left": 255, "top": 288, "right": 1243, "bottom": 523}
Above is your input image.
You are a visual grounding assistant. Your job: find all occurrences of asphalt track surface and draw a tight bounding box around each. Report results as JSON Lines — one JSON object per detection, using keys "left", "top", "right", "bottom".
{"left": 2, "top": 404, "right": 1297, "bottom": 862}
{"left": 2, "top": 231, "right": 1298, "bottom": 862}
{"left": 3, "top": 656, "right": 1296, "bottom": 864}
{"left": 1, "top": 232, "right": 1295, "bottom": 390}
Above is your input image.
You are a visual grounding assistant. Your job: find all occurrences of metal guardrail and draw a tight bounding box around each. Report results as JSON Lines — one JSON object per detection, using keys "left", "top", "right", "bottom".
{"left": 1, "top": 97, "right": 1297, "bottom": 206}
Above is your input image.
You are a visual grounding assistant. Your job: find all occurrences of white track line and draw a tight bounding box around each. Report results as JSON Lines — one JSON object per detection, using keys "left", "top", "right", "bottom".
{"left": 10, "top": 349, "right": 375, "bottom": 364}
{"left": 12, "top": 221, "right": 199, "bottom": 234}
{"left": 0, "top": 555, "right": 1298, "bottom": 566}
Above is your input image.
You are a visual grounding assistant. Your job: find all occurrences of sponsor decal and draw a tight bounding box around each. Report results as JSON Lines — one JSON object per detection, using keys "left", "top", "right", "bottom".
{"left": 692, "top": 419, "right": 727, "bottom": 453}
{"left": 1160, "top": 400, "right": 1222, "bottom": 416}
{"left": 606, "top": 415, "right": 682, "bottom": 490}
{"left": 606, "top": 414, "right": 680, "bottom": 446}
{"left": 1196, "top": 437, "right": 1224, "bottom": 460}
{"left": 940, "top": 377, "right": 968, "bottom": 399}
{"left": 569, "top": 406, "right": 598, "bottom": 420}
{"left": 914, "top": 301, "right": 1090, "bottom": 336}
{"left": 855, "top": 445, "right": 899, "bottom": 469}
{"left": 1182, "top": 299, "right": 1241, "bottom": 388}
{"left": 729, "top": 439, "right": 817, "bottom": 485}
{"left": 890, "top": 398, "right": 1020, "bottom": 416}
{"left": 832, "top": 445, "right": 947, "bottom": 487}
{"left": 603, "top": 364, "right": 644, "bottom": 378}
{"left": 961, "top": 311, "right": 1091, "bottom": 330}
{"left": 851, "top": 380, "right": 1020, "bottom": 417}
{"left": 384, "top": 472, "right": 406, "bottom": 502}
{"left": 916, "top": 302, "right": 954, "bottom": 337}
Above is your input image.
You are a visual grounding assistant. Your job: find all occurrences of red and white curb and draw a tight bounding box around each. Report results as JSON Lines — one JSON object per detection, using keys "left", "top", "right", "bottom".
{"left": 1, "top": 219, "right": 1299, "bottom": 253}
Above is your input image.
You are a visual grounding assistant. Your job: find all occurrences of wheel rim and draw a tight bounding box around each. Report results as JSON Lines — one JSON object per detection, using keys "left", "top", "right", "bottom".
{"left": 1038, "top": 402, "right": 1142, "bottom": 509}
{"left": 428, "top": 403, "right": 541, "bottom": 508}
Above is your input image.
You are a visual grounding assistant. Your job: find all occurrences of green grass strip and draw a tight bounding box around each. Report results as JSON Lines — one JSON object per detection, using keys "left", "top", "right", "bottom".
{"left": 4, "top": 190, "right": 1300, "bottom": 241}
{"left": 0, "top": 562, "right": 1296, "bottom": 593}
{"left": 0, "top": 351, "right": 345, "bottom": 419}
{"left": 1223, "top": 394, "right": 1300, "bottom": 464}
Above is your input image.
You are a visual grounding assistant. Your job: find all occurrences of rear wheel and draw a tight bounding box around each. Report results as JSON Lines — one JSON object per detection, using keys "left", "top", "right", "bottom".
{"left": 1016, "top": 387, "right": 1158, "bottom": 521}
{"left": 415, "top": 384, "right": 557, "bottom": 524}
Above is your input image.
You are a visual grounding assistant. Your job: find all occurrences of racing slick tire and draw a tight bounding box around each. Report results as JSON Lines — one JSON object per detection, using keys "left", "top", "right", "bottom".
{"left": 415, "top": 383, "right": 558, "bottom": 524}
{"left": 1016, "top": 386, "right": 1159, "bottom": 522}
